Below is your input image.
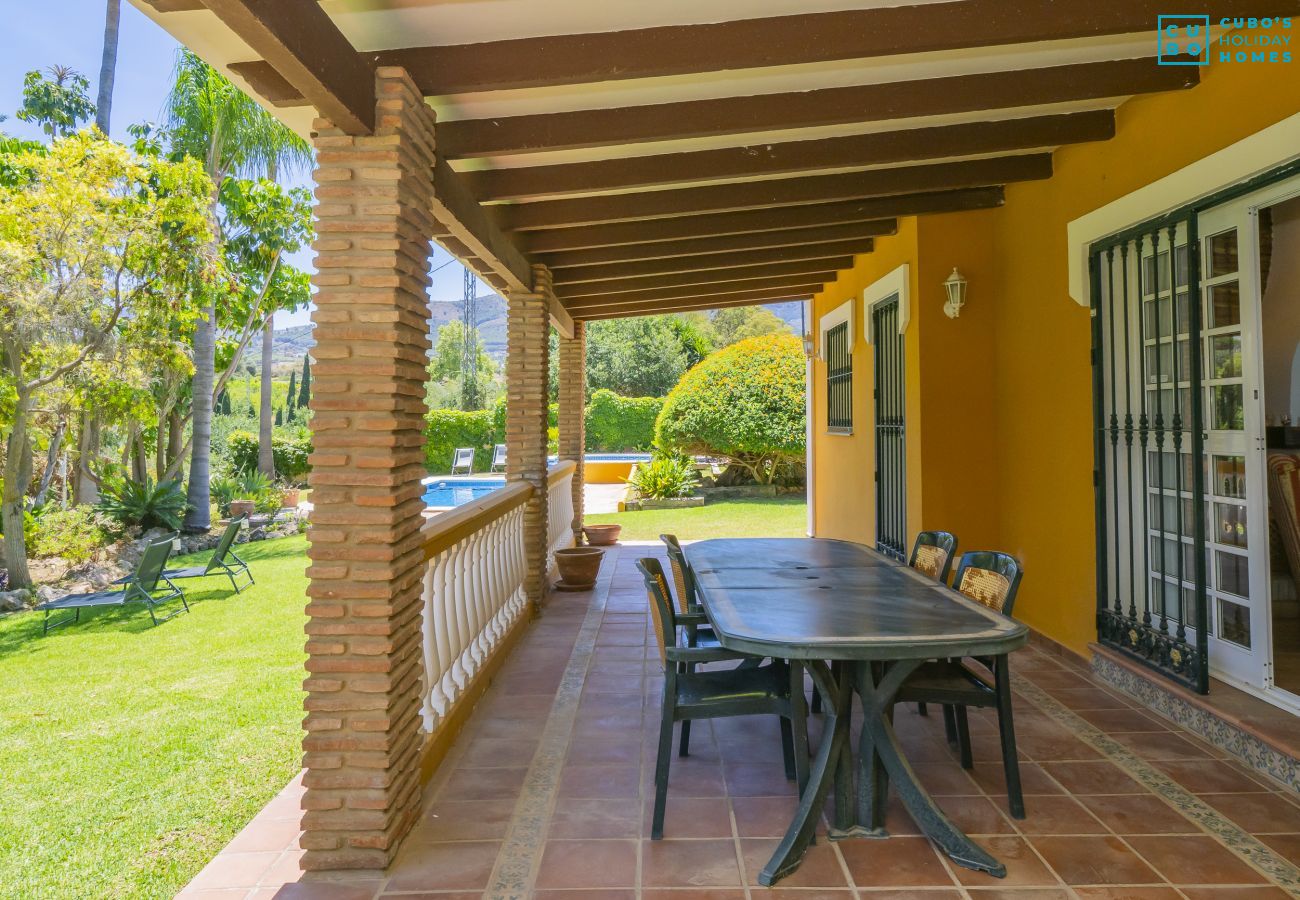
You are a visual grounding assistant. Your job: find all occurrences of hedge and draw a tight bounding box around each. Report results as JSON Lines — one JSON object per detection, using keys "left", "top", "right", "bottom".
{"left": 226, "top": 430, "right": 313, "bottom": 481}
{"left": 425, "top": 408, "right": 497, "bottom": 472}
{"left": 655, "top": 333, "right": 805, "bottom": 484}
{"left": 585, "top": 389, "right": 662, "bottom": 452}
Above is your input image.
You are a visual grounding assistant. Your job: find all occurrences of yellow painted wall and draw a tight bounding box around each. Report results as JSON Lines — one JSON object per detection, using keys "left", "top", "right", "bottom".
{"left": 811, "top": 59, "right": 1300, "bottom": 657}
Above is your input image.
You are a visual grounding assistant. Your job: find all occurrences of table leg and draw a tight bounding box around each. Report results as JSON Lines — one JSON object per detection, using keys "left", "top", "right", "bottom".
{"left": 856, "top": 659, "right": 1007, "bottom": 878}
{"left": 759, "top": 660, "right": 848, "bottom": 887}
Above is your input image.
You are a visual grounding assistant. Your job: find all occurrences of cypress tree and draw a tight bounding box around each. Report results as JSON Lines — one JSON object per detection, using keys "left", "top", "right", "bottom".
{"left": 287, "top": 370, "right": 297, "bottom": 408}
{"left": 298, "top": 355, "right": 311, "bottom": 407}
{"left": 275, "top": 407, "right": 283, "bottom": 426}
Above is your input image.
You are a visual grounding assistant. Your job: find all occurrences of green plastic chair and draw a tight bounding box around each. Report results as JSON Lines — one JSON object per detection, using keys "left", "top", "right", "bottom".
{"left": 637, "top": 557, "right": 808, "bottom": 839}
{"left": 35, "top": 538, "right": 188, "bottom": 634}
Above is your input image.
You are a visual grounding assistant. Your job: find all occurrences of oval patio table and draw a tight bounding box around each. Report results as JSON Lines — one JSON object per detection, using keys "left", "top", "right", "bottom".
{"left": 685, "top": 538, "right": 1028, "bottom": 886}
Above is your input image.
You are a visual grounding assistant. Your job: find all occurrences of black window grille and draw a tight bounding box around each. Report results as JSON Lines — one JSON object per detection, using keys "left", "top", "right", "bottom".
{"left": 826, "top": 321, "right": 852, "bottom": 433}
{"left": 873, "top": 297, "right": 906, "bottom": 560}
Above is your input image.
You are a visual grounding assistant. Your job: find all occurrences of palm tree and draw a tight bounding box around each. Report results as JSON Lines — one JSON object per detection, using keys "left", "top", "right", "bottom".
{"left": 95, "top": 0, "right": 120, "bottom": 134}
{"left": 164, "top": 51, "right": 310, "bottom": 532}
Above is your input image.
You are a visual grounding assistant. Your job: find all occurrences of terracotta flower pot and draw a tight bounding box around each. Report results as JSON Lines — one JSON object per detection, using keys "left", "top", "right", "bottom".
{"left": 582, "top": 524, "right": 622, "bottom": 546}
{"left": 555, "top": 547, "right": 604, "bottom": 591}
{"left": 229, "top": 499, "right": 256, "bottom": 519}
{"left": 282, "top": 489, "right": 301, "bottom": 508}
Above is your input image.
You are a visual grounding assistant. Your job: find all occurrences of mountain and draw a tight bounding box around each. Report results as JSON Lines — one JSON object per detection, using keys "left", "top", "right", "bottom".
{"left": 270, "top": 298, "right": 808, "bottom": 367}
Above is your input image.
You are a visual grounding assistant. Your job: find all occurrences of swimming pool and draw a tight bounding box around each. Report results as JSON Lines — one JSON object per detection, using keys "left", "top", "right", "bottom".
{"left": 422, "top": 478, "right": 504, "bottom": 508}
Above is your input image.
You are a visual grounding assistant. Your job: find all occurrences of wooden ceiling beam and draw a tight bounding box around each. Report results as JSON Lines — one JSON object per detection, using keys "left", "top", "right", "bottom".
{"left": 198, "top": 0, "right": 375, "bottom": 134}
{"left": 565, "top": 276, "right": 827, "bottom": 309}
{"left": 573, "top": 289, "right": 815, "bottom": 321}
{"left": 501, "top": 155, "right": 1047, "bottom": 231}
{"left": 468, "top": 112, "right": 1112, "bottom": 202}
{"left": 438, "top": 60, "right": 1195, "bottom": 159}
{"left": 553, "top": 240, "right": 870, "bottom": 284}
{"left": 556, "top": 259, "right": 850, "bottom": 299}
{"left": 428, "top": 159, "right": 533, "bottom": 293}
{"left": 519, "top": 187, "right": 1002, "bottom": 254}
{"left": 542, "top": 223, "right": 890, "bottom": 270}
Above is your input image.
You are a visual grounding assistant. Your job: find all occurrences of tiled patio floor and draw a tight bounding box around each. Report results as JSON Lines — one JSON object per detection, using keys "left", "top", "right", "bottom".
{"left": 182, "top": 543, "right": 1300, "bottom": 899}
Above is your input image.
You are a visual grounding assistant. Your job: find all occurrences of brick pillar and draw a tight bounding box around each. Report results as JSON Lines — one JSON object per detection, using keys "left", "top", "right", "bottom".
{"left": 557, "top": 320, "right": 586, "bottom": 542}
{"left": 506, "top": 265, "right": 553, "bottom": 610}
{"left": 300, "top": 67, "right": 435, "bottom": 870}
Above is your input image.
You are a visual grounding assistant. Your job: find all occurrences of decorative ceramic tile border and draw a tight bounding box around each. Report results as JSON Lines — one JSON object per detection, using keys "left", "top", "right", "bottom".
{"left": 1092, "top": 653, "right": 1300, "bottom": 793}
{"left": 483, "top": 560, "right": 614, "bottom": 900}
{"left": 1016, "top": 675, "right": 1300, "bottom": 892}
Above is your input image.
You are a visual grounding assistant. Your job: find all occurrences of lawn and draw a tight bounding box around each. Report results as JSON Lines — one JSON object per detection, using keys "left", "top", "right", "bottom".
{"left": 0, "top": 535, "right": 310, "bottom": 899}
{"left": 586, "top": 495, "right": 809, "bottom": 541}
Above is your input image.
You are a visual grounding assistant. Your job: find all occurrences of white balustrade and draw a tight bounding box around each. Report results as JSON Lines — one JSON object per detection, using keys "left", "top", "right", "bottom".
{"left": 419, "top": 481, "right": 531, "bottom": 732}
{"left": 547, "top": 459, "right": 578, "bottom": 573}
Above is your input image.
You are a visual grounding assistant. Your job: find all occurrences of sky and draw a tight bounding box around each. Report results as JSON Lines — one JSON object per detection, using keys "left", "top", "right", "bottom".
{"left": 0, "top": 0, "right": 474, "bottom": 329}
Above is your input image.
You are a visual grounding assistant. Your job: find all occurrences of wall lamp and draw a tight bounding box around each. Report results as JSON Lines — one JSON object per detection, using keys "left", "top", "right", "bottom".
{"left": 943, "top": 267, "right": 968, "bottom": 319}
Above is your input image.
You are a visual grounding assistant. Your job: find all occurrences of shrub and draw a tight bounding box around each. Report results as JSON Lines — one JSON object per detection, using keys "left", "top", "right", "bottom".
{"left": 585, "top": 389, "right": 663, "bottom": 452}
{"left": 425, "top": 408, "right": 497, "bottom": 472}
{"left": 225, "top": 430, "right": 313, "bottom": 481}
{"left": 211, "top": 472, "right": 283, "bottom": 517}
{"left": 626, "top": 448, "right": 698, "bottom": 500}
{"left": 656, "top": 333, "right": 806, "bottom": 484}
{"left": 29, "top": 506, "right": 115, "bottom": 562}
{"left": 97, "top": 476, "right": 188, "bottom": 531}
{"left": 490, "top": 396, "right": 557, "bottom": 435}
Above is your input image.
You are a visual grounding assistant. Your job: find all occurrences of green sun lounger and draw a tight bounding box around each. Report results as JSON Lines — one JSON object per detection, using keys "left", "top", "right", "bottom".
{"left": 35, "top": 538, "right": 188, "bottom": 634}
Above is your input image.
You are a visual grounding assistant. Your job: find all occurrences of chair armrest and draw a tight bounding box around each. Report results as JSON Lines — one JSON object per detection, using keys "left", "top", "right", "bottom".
{"left": 676, "top": 612, "right": 710, "bottom": 627}
{"left": 665, "top": 646, "right": 748, "bottom": 663}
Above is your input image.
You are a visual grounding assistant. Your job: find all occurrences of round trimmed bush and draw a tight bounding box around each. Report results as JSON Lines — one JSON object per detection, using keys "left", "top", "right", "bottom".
{"left": 655, "top": 333, "right": 805, "bottom": 484}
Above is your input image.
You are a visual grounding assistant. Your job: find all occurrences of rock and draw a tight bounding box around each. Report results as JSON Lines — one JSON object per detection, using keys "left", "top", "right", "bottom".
{"left": 28, "top": 557, "right": 72, "bottom": 584}
{"left": 0, "top": 589, "right": 30, "bottom": 611}
{"left": 35, "top": 586, "right": 61, "bottom": 603}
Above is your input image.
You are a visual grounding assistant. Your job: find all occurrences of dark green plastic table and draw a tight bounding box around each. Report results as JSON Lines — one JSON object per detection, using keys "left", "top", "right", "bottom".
{"left": 685, "top": 538, "right": 1027, "bottom": 886}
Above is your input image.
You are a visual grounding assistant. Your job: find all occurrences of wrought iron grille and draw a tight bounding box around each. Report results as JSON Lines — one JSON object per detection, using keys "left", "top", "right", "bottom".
{"left": 1091, "top": 214, "right": 1210, "bottom": 693}
{"left": 873, "top": 298, "right": 906, "bottom": 560}
{"left": 826, "top": 321, "right": 852, "bottom": 433}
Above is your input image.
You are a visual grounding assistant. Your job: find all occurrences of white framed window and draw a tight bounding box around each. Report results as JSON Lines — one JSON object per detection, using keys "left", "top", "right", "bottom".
{"left": 820, "top": 301, "right": 854, "bottom": 434}
{"left": 863, "top": 264, "right": 911, "bottom": 344}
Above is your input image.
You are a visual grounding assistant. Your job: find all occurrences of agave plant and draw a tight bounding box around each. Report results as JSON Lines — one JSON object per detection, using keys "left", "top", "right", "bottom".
{"left": 97, "top": 476, "right": 189, "bottom": 531}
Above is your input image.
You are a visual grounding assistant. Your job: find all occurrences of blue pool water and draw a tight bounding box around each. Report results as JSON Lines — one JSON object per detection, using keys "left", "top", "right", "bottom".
{"left": 422, "top": 478, "right": 503, "bottom": 508}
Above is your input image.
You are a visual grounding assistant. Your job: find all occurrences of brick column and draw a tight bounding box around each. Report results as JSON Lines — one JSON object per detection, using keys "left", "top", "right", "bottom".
{"left": 300, "top": 67, "right": 435, "bottom": 870}
{"left": 506, "top": 265, "right": 553, "bottom": 610}
{"left": 557, "top": 320, "right": 586, "bottom": 542}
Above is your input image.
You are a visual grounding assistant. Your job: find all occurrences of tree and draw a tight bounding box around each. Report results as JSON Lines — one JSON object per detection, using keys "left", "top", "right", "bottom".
{"left": 96, "top": 0, "right": 121, "bottom": 134}
{"left": 586, "top": 317, "right": 690, "bottom": 398}
{"left": 298, "top": 354, "right": 311, "bottom": 407}
{"left": 164, "top": 50, "right": 311, "bottom": 532}
{"left": 287, "top": 370, "right": 297, "bottom": 409}
{"left": 427, "top": 320, "right": 498, "bottom": 410}
{"left": 710, "top": 305, "right": 791, "bottom": 347}
{"left": 656, "top": 333, "right": 806, "bottom": 485}
{"left": 0, "top": 134, "right": 212, "bottom": 586}
{"left": 16, "top": 67, "right": 96, "bottom": 138}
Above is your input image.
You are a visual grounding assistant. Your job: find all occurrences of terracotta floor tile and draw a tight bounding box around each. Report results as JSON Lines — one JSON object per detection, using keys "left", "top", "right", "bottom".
{"left": 1111, "top": 730, "right": 1214, "bottom": 760}
{"left": 383, "top": 841, "right": 500, "bottom": 892}
{"left": 1071, "top": 888, "right": 1183, "bottom": 899}
{"left": 548, "top": 797, "right": 642, "bottom": 840}
{"left": 911, "top": 760, "right": 983, "bottom": 796}
{"left": 565, "top": 737, "right": 644, "bottom": 767}
{"left": 1009, "top": 794, "right": 1109, "bottom": 835}
{"left": 557, "top": 765, "right": 642, "bottom": 799}
{"left": 417, "top": 797, "right": 519, "bottom": 845}
{"left": 1074, "top": 708, "right": 1167, "bottom": 732}
{"left": 1203, "top": 792, "right": 1300, "bottom": 833}
{"left": 1156, "top": 759, "right": 1272, "bottom": 794}
{"left": 648, "top": 796, "right": 736, "bottom": 839}
{"left": 839, "top": 835, "right": 955, "bottom": 887}
{"left": 1029, "top": 835, "right": 1161, "bottom": 886}
{"left": 222, "top": 815, "right": 302, "bottom": 854}
{"left": 534, "top": 839, "right": 638, "bottom": 889}
{"left": 456, "top": 737, "right": 539, "bottom": 768}
{"left": 1124, "top": 835, "right": 1268, "bottom": 885}
{"left": 1038, "top": 761, "right": 1146, "bottom": 795}
{"left": 1077, "top": 794, "right": 1201, "bottom": 835}
{"left": 950, "top": 836, "right": 1061, "bottom": 887}
{"left": 639, "top": 891, "right": 748, "bottom": 900}
{"left": 1179, "top": 888, "right": 1294, "bottom": 899}
{"left": 641, "top": 839, "right": 745, "bottom": 888}
{"left": 963, "top": 889, "right": 1072, "bottom": 900}
{"left": 266, "top": 882, "right": 381, "bottom": 900}
{"left": 731, "top": 796, "right": 820, "bottom": 838}
{"left": 1048, "top": 687, "right": 1134, "bottom": 710}
{"left": 534, "top": 891, "right": 636, "bottom": 900}
{"left": 435, "top": 766, "right": 529, "bottom": 802}
{"left": 1260, "top": 832, "right": 1300, "bottom": 864}
{"left": 739, "top": 838, "right": 848, "bottom": 888}
{"left": 721, "top": 761, "right": 799, "bottom": 797}
{"left": 186, "top": 851, "right": 281, "bottom": 890}
{"left": 936, "top": 795, "right": 1017, "bottom": 835}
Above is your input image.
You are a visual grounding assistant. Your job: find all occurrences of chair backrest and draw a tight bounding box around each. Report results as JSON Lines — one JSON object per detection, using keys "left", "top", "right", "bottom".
{"left": 910, "top": 531, "right": 958, "bottom": 583}
{"left": 659, "top": 533, "right": 696, "bottom": 614}
{"left": 952, "top": 551, "right": 1024, "bottom": 616}
{"left": 493, "top": 444, "right": 507, "bottom": 463}
{"left": 452, "top": 448, "right": 474, "bottom": 471}
{"left": 205, "top": 516, "right": 245, "bottom": 573}
{"left": 636, "top": 557, "right": 679, "bottom": 665}
{"left": 131, "top": 538, "right": 176, "bottom": 596}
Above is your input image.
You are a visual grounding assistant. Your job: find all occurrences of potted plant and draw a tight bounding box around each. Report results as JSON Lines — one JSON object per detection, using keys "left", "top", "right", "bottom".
{"left": 582, "top": 523, "right": 622, "bottom": 546}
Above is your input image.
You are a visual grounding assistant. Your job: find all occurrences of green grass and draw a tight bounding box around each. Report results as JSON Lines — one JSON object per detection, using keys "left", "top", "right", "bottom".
{"left": 586, "top": 496, "right": 808, "bottom": 541}
{"left": 0, "top": 536, "right": 309, "bottom": 899}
